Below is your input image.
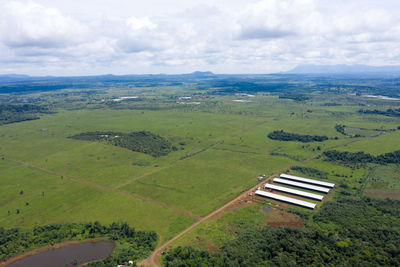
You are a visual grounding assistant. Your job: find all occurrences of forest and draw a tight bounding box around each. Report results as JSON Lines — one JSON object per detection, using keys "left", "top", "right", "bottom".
{"left": 164, "top": 197, "right": 400, "bottom": 266}
{"left": 0, "top": 222, "right": 157, "bottom": 264}
{"left": 324, "top": 150, "right": 400, "bottom": 165}
{"left": 69, "top": 131, "right": 177, "bottom": 157}
{"left": 359, "top": 108, "right": 400, "bottom": 118}
{"left": 278, "top": 93, "right": 310, "bottom": 101}
{"left": 0, "top": 104, "right": 52, "bottom": 125}
{"left": 268, "top": 130, "right": 329, "bottom": 142}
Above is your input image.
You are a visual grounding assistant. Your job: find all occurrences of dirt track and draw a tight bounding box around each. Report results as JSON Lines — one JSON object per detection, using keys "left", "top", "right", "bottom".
{"left": 140, "top": 137, "right": 366, "bottom": 267}
{"left": 4, "top": 158, "right": 201, "bottom": 220}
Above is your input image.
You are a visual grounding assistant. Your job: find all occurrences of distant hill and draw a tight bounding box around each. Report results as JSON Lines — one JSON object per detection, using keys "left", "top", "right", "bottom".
{"left": 286, "top": 64, "right": 400, "bottom": 74}
{"left": 185, "top": 71, "right": 215, "bottom": 77}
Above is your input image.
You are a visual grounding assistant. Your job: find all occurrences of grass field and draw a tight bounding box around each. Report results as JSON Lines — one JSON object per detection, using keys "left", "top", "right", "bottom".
{"left": 1, "top": 88, "right": 400, "bottom": 250}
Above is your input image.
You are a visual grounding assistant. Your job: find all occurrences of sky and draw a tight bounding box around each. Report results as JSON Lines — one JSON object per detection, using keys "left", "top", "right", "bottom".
{"left": 0, "top": 0, "right": 399, "bottom": 75}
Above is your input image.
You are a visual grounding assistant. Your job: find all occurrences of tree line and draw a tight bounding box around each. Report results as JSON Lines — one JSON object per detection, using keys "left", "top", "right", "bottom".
{"left": 359, "top": 108, "right": 400, "bottom": 118}
{"left": 268, "top": 130, "right": 329, "bottom": 142}
{"left": 0, "top": 104, "right": 53, "bottom": 126}
{"left": 323, "top": 149, "right": 400, "bottom": 165}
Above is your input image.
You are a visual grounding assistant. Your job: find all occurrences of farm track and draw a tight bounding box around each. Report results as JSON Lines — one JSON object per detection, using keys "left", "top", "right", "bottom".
{"left": 3, "top": 158, "right": 202, "bottom": 220}
{"left": 115, "top": 120, "right": 271, "bottom": 190}
{"left": 142, "top": 137, "right": 368, "bottom": 267}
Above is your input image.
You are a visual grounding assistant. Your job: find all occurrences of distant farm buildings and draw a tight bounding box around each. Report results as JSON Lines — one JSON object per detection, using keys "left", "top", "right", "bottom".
{"left": 255, "top": 173, "right": 335, "bottom": 209}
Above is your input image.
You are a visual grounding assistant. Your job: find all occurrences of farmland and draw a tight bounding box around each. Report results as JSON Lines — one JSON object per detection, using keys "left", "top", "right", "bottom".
{"left": 1, "top": 73, "right": 400, "bottom": 265}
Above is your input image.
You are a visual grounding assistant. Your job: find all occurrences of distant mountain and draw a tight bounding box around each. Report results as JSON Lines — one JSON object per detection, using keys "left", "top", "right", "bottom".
{"left": 0, "top": 74, "right": 32, "bottom": 82}
{"left": 286, "top": 64, "right": 400, "bottom": 74}
{"left": 186, "top": 71, "right": 215, "bottom": 77}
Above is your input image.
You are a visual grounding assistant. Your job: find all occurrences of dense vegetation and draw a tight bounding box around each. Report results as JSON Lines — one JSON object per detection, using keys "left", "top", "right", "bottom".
{"left": 278, "top": 93, "right": 310, "bottom": 101}
{"left": 268, "top": 130, "right": 329, "bottom": 142}
{"left": 0, "top": 104, "right": 52, "bottom": 125}
{"left": 290, "top": 166, "right": 328, "bottom": 179}
{"left": 359, "top": 108, "right": 400, "bottom": 118}
{"left": 324, "top": 150, "right": 400, "bottom": 165}
{"left": 164, "top": 197, "right": 400, "bottom": 266}
{"left": 69, "top": 131, "right": 177, "bottom": 157}
{"left": 335, "top": 124, "right": 346, "bottom": 135}
{"left": 0, "top": 222, "right": 157, "bottom": 264}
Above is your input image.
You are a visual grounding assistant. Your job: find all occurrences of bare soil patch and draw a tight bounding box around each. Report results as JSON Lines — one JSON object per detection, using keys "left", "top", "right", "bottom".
{"left": 365, "top": 189, "right": 400, "bottom": 200}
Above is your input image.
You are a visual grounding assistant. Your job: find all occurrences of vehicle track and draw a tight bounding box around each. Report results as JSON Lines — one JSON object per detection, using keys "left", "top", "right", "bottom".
{"left": 3, "top": 158, "right": 202, "bottom": 220}
{"left": 142, "top": 137, "right": 368, "bottom": 267}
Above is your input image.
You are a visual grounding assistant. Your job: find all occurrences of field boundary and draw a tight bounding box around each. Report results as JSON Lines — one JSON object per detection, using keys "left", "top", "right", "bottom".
{"left": 3, "top": 158, "right": 202, "bottom": 220}
{"left": 141, "top": 136, "right": 370, "bottom": 266}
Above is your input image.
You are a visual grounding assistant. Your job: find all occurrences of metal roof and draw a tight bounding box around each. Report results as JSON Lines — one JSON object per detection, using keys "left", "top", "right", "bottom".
{"left": 280, "top": 174, "right": 335, "bottom": 188}
{"left": 264, "top": 183, "right": 324, "bottom": 201}
{"left": 273, "top": 178, "right": 330, "bottom": 193}
{"left": 255, "top": 190, "right": 316, "bottom": 209}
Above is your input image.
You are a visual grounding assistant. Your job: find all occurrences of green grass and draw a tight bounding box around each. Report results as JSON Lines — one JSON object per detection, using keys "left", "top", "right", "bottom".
{"left": 365, "top": 164, "right": 400, "bottom": 190}
{"left": 336, "top": 131, "right": 400, "bottom": 155}
{"left": 0, "top": 164, "right": 195, "bottom": 242}
{"left": 173, "top": 204, "right": 268, "bottom": 249}
{"left": 2, "top": 90, "right": 400, "bottom": 248}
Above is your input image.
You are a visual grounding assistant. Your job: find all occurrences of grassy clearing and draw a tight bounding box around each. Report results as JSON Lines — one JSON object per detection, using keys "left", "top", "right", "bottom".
{"left": 337, "top": 131, "right": 400, "bottom": 155}
{"left": 172, "top": 204, "right": 268, "bottom": 250}
{"left": 0, "top": 164, "right": 196, "bottom": 242}
{"left": 365, "top": 164, "right": 400, "bottom": 190}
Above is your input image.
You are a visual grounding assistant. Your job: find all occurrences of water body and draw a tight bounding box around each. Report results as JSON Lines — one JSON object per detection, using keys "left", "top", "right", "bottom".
{"left": 8, "top": 241, "right": 115, "bottom": 267}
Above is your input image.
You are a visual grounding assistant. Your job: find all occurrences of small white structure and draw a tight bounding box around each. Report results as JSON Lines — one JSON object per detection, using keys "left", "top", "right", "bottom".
{"left": 264, "top": 183, "right": 324, "bottom": 201}
{"left": 255, "top": 190, "right": 316, "bottom": 209}
{"left": 280, "top": 174, "right": 335, "bottom": 188}
{"left": 273, "top": 178, "right": 330, "bottom": 193}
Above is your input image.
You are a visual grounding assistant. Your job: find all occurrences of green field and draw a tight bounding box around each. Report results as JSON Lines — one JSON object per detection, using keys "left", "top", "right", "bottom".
{"left": 1, "top": 80, "right": 400, "bottom": 265}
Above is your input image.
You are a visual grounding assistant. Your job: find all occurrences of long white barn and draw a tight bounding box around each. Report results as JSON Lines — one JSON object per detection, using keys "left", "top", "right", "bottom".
{"left": 255, "top": 190, "right": 316, "bottom": 209}
{"left": 264, "top": 183, "right": 324, "bottom": 201}
{"left": 273, "top": 178, "right": 330, "bottom": 193}
{"left": 280, "top": 174, "right": 335, "bottom": 188}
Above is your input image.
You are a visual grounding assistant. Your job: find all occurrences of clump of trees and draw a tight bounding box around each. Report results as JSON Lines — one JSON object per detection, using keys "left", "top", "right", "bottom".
{"left": 69, "top": 131, "right": 177, "bottom": 157}
{"left": 0, "top": 222, "right": 157, "bottom": 264}
{"left": 335, "top": 124, "right": 346, "bottom": 135}
{"left": 359, "top": 108, "right": 400, "bottom": 117}
{"left": 279, "top": 93, "right": 310, "bottom": 102}
{"left": 0, "top": 104, "right": 53, "bottom": 126}
{"left": 164, "top": 197, "right": 400, "bottom": 266}
{"left": 268, "top": 130, "right": 329, "bottom": 142}
{"left": 324, "top": 149, "right": 400, "bottom": 165}
{"left": 290, "top": 166, "right": 328, "bottom": 179}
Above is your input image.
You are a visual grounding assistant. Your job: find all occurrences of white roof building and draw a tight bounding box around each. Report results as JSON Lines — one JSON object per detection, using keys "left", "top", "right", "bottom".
{"left": 264, "top": 183, "right": 324, "bottom": 201}
{"left": 280, "top": 174, "right": 335, "bottom": 188}
{"left": 255, "top": 190, "right": 316, "bottom": 209}
{"left": 273, "top": 178, "right": 330, "bottom": 193}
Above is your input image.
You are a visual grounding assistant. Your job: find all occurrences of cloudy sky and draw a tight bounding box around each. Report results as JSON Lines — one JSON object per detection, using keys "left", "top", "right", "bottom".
{"left": 0, "top": 0, "right": 399, "bottom": 75}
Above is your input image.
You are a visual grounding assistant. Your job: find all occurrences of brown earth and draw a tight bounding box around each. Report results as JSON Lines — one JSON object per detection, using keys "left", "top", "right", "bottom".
{"left": 364, "top": 189, "right": 400, "bottom": 200}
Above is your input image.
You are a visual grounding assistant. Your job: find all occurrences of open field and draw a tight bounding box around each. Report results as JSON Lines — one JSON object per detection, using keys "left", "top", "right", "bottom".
{"left": 1, "top": 76, "right": 400, "bottom": 266}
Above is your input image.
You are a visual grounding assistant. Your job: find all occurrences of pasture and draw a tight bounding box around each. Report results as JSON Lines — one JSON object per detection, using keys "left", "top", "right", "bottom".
{"left": 1, "top": 87, "right": 400, "bottom": 248}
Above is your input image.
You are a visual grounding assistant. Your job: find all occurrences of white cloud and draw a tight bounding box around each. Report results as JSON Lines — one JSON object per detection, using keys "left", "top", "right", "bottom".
{"left": 0, "top": 1, "right": 88, "bottom": 48}
{"left": 0, "top": 0, "right": 399, "bottom": 75}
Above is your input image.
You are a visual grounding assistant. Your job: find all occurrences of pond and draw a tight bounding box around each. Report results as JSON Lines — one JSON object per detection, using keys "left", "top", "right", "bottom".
{"left": 8, "top": 241, "right": 115, "bottom": 267}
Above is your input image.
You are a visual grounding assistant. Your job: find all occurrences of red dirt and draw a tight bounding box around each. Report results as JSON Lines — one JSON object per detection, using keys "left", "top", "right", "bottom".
{"left": 364, "top": 189, "right": 400, "bottom": 200}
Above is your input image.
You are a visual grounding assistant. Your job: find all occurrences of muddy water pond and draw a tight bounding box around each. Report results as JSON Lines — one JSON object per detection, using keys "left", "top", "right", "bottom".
{"left": 8, "top": 241, "right": 115, "bottom": 267}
